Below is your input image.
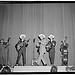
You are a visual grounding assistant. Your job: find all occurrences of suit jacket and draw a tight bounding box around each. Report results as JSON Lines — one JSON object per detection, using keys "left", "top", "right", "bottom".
{"left": 36, "top": 39, "right": 46, "bottom": 55}
{"left": 46, "top": 40, "right": 56, "bottom": 52}
{"left": 50, "top": 40, "right": 56, "bottom": 52}
{"left": 45, "top": 41, "right": 52, "bottom": 52}
{"left": 15, "top": 40, "right": 28, "bottom": 52}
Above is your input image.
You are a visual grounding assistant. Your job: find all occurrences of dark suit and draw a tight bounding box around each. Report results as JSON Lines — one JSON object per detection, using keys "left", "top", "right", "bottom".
{"left": 60, "top": 43, "right": 68, "bottom": 66}
{"left": 15, "top": 40, "right": 28, "bottom": 66}
{"left": 46, "top": 40, "right": 56, "bottom": 65}
{"left": 0, "top": 43, "right": 6, "bottom": 66}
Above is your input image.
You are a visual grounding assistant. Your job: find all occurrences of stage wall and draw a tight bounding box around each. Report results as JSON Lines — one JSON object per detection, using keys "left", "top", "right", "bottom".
{"left": 0, "top": 3, "right": 75, "bottom": 66}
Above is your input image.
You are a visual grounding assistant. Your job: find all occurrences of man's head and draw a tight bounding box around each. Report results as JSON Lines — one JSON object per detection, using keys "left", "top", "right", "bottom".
{"left": 63, "top": 36, "right": 67, "bottom": 44}
{"left": 1, "top": 66, "right": 11, "bottom": 73}
{"left": 38, "top": 34, "right": 45, "bottom": 40}
{"left": 64, "top": 40, "right": 67, "bottom": 43}
{"left": 19, "top": 34, "right": 26, "bottom": 41}
{"left": 50, "top": 65, "right": 58, "bottom": 72}
{"left": 48, "top": 34, "right": 54, "bottom": 41}
{"left": 0, "top": 39, "right": 4, "bottom": 44}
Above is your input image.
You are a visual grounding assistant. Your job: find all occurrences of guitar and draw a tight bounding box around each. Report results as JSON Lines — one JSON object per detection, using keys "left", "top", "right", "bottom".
{"left": 17, "top": 38, "right": 30, "bottom": 51}
{"left": 45, "top": 42, "right": 52, "bottom": 52}
{"left": 45, "top": 45, "right": 51, "bottom": 52}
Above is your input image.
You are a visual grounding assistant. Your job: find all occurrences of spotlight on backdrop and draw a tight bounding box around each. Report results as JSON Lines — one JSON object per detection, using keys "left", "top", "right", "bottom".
{"left": 50, "top": 65, "right": 58, "bottom": 72}
{"left": 1, "top": 66, "right": 11, "bottom": 73}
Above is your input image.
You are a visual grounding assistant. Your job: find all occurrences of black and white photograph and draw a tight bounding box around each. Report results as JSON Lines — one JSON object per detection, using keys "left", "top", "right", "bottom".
{"left": 0, "top": 2, "right": 75, "bottom": 73}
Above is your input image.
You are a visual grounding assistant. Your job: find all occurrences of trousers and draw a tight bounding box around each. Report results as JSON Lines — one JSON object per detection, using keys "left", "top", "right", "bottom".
{"left": 49, "top": 48, "right": 55, "bottom": 65}
{"left": 37, "top": 52, "right": 46, "bottom": 65}
{"left": 16, "top": 48, "right": 26, "bottom": 66}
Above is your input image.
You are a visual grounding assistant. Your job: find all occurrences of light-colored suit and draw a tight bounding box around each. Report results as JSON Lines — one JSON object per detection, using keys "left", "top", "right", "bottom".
{"left": 37, "top": 39, "right": 47, "bottom": 65}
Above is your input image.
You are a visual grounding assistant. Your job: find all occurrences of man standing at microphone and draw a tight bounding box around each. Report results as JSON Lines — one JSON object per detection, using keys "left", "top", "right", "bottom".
{"left": 36, "top": 34, "right": 47, "bottom": 66}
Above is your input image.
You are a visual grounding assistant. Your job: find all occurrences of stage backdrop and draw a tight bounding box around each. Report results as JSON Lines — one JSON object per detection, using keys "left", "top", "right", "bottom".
{"left": 0, "top": 3, "right": 75, "bottom": 66}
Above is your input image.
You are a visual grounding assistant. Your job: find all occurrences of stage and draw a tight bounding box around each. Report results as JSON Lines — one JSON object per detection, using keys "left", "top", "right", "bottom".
{"left": 11, "top": 66, "right": 74, "bottom": 72}
{"left": 0, "top": 66, "right": 75, "bottom": 72}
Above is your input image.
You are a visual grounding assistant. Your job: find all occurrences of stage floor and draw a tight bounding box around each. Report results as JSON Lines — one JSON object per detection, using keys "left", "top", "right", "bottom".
{"left": 12, "top": 66, "right": 74, "bottom": 72}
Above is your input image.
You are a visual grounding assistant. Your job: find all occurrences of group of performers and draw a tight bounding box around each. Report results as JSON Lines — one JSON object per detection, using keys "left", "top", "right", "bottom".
{"left": 0, "top": 34, "right": 68, "bottom": 66}
{"left": 35, "top": 34, "right": 56, "bottom": 66}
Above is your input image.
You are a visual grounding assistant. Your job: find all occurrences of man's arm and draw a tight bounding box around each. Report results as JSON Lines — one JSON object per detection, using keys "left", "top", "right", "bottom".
{"left": 15, "top": 41, "right": 20, "bottom": 50}
{"left": 60, "top": 44, "right": 62, "bottom": 52}
{"left": 36, "top": 43, "right": 40, "bottom": 48}
{"left": 52, "top": 41, "right": 56, "bottom": 47}
{"left": 45, "top": 41, "right": 52, "bottom": 52}
{"left": 25, "top": 42, "right": 28, "bottom": 47}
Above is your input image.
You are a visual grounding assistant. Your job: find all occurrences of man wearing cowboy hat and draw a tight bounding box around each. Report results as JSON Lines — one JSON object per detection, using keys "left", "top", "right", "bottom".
{"left": 36, "top": 34, "right": 47, "bottom": 66}
{"left": 46, "top": 34, "right": 56, "bottom": 65}
{"left": 15, "top": 34, "right": 29, "bottom": 66}
{"left": 60, "top": 36, "right": 68, "bottom": 66}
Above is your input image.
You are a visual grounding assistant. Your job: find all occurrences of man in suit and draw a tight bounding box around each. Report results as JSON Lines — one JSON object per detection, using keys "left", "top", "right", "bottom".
{"left": 36, "top": 34, "right": 47, "bottom": 66}
{"left": 46, "top": 35, "right": 56, "bottom": 65}
{"left": 0, "top": 39, "right": 6, "bottom": 66}
{"left": 4, "top": 37, "right": 11, "bottom": 66}
{"left": 15, "top": 34, "right": 29, "bottom": 66}
{"left": 60, "top": 36, "right": 68, "bottom": 66}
